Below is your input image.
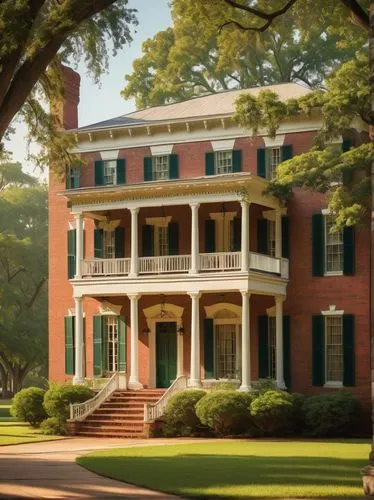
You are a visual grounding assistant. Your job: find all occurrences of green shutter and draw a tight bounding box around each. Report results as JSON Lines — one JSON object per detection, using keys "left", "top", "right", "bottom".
{"left": 312, "top": 315, "right": 324, "bottom": 386}
{"left": 257, "top": 219, "right": 268, "bottom": 254}
{"left": 93, "top": 316, "right": 103, "bottom": 376}
{"left": 115, "top": 226, "right": 125, "bottom": 258}
{"left": 169, "top": 154, "right": 179, "bottom": 179}
{"left": 283, "top": 316, "right": 291, "bottom": 388}
{"left": 204, "top": 318, "right": 214, "bottom": 378}
{"left": 67, "top": 229, "right": 76, "bottom": 279}
{"left": 205, "top": 219, "right": 216, "bottom": 253}
{"left": 64, "top": 316, "right": 75, "bottom": 375}
{"left": 142, "top": 224, "right": 154, "bottom": 257}
{"left": 343, "top": 226, "right": 355, "bottom": 275}
{"left": 205, "top": 152, "right": 215, "bottom": 176}
{"left": 232, "top": 150, "right": 242, "bottom": 172}
{"left": 282, "top": 216, "right": 289, "bottom": 258}
{"left": 281, "top": 144, "right": 293, "bottom": 161}
{"left": 94, "top": 228, "right": 104, "bottom": 258}
{"left": 231, "top": 216, "right": 241, "bottom": 252}
{"left": 168, "top": 222, "right": 179, "bottom": 255}
{"left": 116, "top": 159, "right": 126, "bottom": 185}
{"left": 257, "top": 148, "right": 266, "bottom": 178}
{"left": 144, "top": 157, "right": 153, "bottom": 181}
{"left": 312, "top": 214, "right": 324, "bottom": 276}
{"left": 258, "top": 316, "right": 269, "bottom": 378}
{"left": 94, "top": 160, "right": 104, "bottom": 186}
{"left": 343, "top": 314, "right": 355, "bottom": 386}
{"left": 118, "top": 316, "right": 127, "bottom": 372}
{"left": 342, "top": 139, "right": 353, "bottom": 152}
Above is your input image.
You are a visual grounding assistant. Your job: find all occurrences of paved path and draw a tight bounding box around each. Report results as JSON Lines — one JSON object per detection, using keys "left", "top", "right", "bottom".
{"left": 0, "top": 437, "right": 205, "bottom": 498}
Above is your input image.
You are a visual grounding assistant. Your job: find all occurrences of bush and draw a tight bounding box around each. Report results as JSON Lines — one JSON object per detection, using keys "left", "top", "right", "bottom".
{"left": 196, "top": 391, "right": 252, "bottom": 436}
{"left": 162, "top": 390, "right": 207, "bottom": 437}
{"left": 11, "top": 387, "right": 47, "bottom": 427}
{"left": 250, "top": 390, "right": 295, "bottom": 435}
{"left": 302, "top": 392, "right": 359, "bottom": 437}
{"left": 44, "top": 383, "right": 94, "bottom": 421}
{"left": 40, "top": 416, "right": 67, "bottom": 436}
{"left": 251, "top": 378, "right": 279, "bottom": 396}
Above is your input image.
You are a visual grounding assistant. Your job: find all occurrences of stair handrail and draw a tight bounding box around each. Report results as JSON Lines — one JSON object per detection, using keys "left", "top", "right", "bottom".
{"left": 144, "top": 375, "right": 188, "bottom": 423}
{"left": 69, "top": 371, "right": 124, "bottom": 421}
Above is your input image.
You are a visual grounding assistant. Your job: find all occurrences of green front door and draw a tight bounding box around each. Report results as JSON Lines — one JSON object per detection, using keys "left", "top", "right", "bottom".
{"left": 156, "top": 322, "right": 177, "bottom": 388}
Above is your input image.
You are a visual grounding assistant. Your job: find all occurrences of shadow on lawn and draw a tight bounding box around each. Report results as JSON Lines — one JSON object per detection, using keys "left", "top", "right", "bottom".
{"left": 79, "top": 453, "right": 366, "bottom": 499}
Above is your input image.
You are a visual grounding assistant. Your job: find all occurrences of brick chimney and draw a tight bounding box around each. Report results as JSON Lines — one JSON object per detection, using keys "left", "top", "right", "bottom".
{"left": 51, "top": 65, "right": 80, "bottom": 130}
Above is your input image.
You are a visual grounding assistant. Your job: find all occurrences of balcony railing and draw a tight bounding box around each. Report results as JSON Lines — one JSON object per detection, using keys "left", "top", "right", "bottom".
{"left": 80, "top": 252, "right": 289, "bottom": 279}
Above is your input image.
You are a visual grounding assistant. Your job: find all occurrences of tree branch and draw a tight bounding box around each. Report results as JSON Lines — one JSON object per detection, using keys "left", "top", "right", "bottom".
{"left": 339, "top": 0, "right": 369, "bottom": 30}
{"left": 26, "top": 276, "right": 46, "bottom": 308}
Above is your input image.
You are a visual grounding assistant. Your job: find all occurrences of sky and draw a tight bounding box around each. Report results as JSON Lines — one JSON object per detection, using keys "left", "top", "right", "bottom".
{"left": 6, "top": 0, "right": 172, "bottom": 176}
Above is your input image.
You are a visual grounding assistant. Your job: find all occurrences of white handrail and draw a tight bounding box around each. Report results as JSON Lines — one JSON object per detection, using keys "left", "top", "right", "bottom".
{"left": 144, "top": 375, "right": 188, "bottom": 423}
{"left": 82, "top": 258, "right": 130, "bottom": 277}
{"left": 138, "top": 255, "right": 191, "bottom": 274}
{"left": 200, "top": 252, "right": 241, "bottom": 271}
{"left": 69, "top": 372, "right": 126, "bottom": 421}
{"left": 249, "top": 252, "right": 280, "bottom": 274}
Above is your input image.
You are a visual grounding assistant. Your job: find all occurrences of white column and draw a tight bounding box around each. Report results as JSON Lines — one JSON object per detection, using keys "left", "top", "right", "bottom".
{"left": 240, "top": 201, "right": 250, "bottom": 272}
{"left": 275, "top": 209, "right": 282, "bottom": 259}
{"left": 128, "top": 293, "right": 143, "bottom": 390}
{"left": 74, "top": 214, "right": 83, "bottom": 279}
{"left": 189, "top": 203, "right": 200, "bottom": 274}
{"left": 129, "top": 207, "right": 139, "bottom": 277}
{"left": 275, "top": 296, "right": 286, "bottom": 389}
{"left": 177, "top": 321, "right": 184, "bottom": 378}
{"left": 239, "top": 291, "right": 251, "bottom": 391}
{"left": 188, "top": 292, "right": 202, "bottom": 387}
{"left": 73, "top": 297, "right": 84, "bottom": 385}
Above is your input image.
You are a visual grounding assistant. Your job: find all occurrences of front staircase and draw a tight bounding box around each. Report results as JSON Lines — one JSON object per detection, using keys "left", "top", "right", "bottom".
{"left": 75, "top": 389, "right": 166, "bottom": 438}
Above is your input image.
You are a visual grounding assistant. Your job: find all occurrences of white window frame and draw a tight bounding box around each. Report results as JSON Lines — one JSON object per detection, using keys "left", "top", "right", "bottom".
{"left": 104, "top": 315, "right": 119, "bottom": 373}
{"left": 103, "top": 159, "right": 117, "bottom": 186}
{"left": 213, "top": 319, "right": 241, "bottom": 380}
{"left": 103, "top": 230, "right": 115, "bottom": 259}
{"left": 152, "top": 155, "right": 169, "bottom": 181}
{"left": 267, "top": 220, "right": 276, "bottom": 258}
{"left": 324, "top": 214, "right": 343, "bottom": 276}
{"left": 209, "top": 212, "right": 237, "bottom": 252}
{"left": 266, "top": 147, "right": 281, "bottom": 180}
{"left": 145, "top": 216, "right": 172, "bottom": 256}
{"left": 214, "top": 150, "right": 233, "bottom": 175}
{"left": 268, "top": 316, "right": 277, "bottom": 380}
{"left": 323, "top": 314, "right": 343, "bottom": 387}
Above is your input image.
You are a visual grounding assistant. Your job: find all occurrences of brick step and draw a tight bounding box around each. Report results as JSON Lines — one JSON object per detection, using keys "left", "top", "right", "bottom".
{"left": 81, "top": 420, "right": 144, "bottom": 427}
{"left": 91, "top": 409, "right": 143, "bottom": 417}
{"left": 106, "top": 398, "right": 159, "bottom": 404}
{"left": 99, "top": 401, "right": 148, "bottom": 407}
{"left": 94, "top": 406, "right": 144, "bottom": 413}
{"left": 78, "top": 424, "right": 144, "bottom": 433}
{"left": 86, "top": 415, "right": 143, "bottom": 423}
{"left": 112, "top": 393, "right": 165, "bottom": 399}
{"left": 76, "top": 431, "right": 145, "bottom": 438}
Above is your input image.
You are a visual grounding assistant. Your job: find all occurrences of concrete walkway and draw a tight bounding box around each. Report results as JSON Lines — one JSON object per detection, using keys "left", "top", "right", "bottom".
{"left": 0, "top": 437, "right": 204, "bottom": 498}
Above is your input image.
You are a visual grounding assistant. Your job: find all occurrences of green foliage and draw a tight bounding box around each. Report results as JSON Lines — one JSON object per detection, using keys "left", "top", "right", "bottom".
{"left": 302, "top": 392, "right": 359, "bottom": 437}
{"left": 250, "top": 378, "right": 279, "bottom": 396}
{"left": 40, "top": 416, "right": 67, "bottom": 436}
{"left": 162, "top": 390, "right": 207, "bottom": 437}
{"left": 250, "top": 390, "right": 295, "bottom": 435}
{"left": 10, "top": 387, "right": 47, "bottom": 427}
{"left": 43, "top": 383, "right": 94, "bottom": 422}
{"left": 195, "top": 391, "right": 252, "bottom": 436}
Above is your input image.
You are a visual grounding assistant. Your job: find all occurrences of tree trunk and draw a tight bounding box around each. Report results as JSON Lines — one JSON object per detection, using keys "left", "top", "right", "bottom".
{"left": 369, "top": 1, "right": 374, "bottom": 461}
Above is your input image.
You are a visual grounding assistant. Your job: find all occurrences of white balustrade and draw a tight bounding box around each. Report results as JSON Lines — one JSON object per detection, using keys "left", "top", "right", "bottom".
{"left": 249, "top": 252, "right": 280, "bottom": 274}
{"left": 81, "top": 258, "right": 130, "bottom": 277}
{"left": 200, "top": 252, "right": 241, "bottom": 271}
{"left": 144, "top": 375, "right": 188, "bottom": 423}
{"left": 138, "top": 255, "right": 191, "bottom": 274}
{"left": 281, "top": 258, "right": 289, "bottom": 279}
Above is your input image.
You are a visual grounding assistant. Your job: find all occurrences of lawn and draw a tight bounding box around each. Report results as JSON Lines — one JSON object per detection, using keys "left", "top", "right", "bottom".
{"left": 0, "top": 398, "right": 64, "bottom": 446}
{"left": 77, "top": 440, "right": 369, "bottom": 499}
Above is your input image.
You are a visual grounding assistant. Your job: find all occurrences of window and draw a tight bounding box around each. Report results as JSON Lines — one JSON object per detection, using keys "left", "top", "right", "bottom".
{"left": 267, "top": 147, "right": 281, "bottom": 179}
{"left": 67, "top": 168, "right": 80, "bottom": 189}
{"left": 268, "top": 317, "right": 276, "bottom": 379}
{"left": 103, "top": 230, "right": 115, "bottom": 259}
{"left": 158, "top": 226, "right": 169, "bottom": 256}
{"left": 267, "top": 221, "right": 276, "bottom": 257}
{"left": 215, "top": 324, "right": 237, "bottom": 379}
{"left": 104, "top": 316, "right": 118, "bottom": 372}
{"left": 103, "top": 160, "right": 117, "bottom": 185}
{"left": 325, "top": 216, "right": 343, "bottom": 274}
{"left": 215, "top": 150, "right": 233, "bottom": 174}
{"left": 325, "top": 315, "right": 343, "bottom": 383}
{"left": 152, "top": 155, "right": 169, "bottom": 180}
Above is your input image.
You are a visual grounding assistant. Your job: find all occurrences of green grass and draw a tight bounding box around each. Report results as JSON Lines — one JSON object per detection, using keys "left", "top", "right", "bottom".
{"left": 77, "top": 440, "right": 370, "bottom": 499}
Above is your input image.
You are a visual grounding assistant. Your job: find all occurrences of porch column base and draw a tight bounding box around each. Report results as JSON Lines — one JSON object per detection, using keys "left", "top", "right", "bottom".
{"left": 128, "top": 379, "right": 143, "bottom": 390}
{"left": 188, "top": 379, "right": 202, "bottom": 388}
{"left": 238, "top": 384, "right": 251, "bottom": 392}
{"left": 276, "top": 380, "right": 287, "bottom": 390}
{"left": 72, "top": 376, "right": 85, "bottom": 385}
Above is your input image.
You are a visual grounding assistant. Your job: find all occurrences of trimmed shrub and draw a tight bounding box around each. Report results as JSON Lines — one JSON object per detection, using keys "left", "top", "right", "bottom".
{"left": 196, "top": 391, "right": 253, "bottom": 436}
{"left": 162, "top": 390, "right": 207, "bottom": 437}
{"left": 44, "top": 383, "right": 94, "bottom": 422}
{"left": 40, "top": 416, "right": 67, "bottom": 436}
{"left": 251, "top": 378, "right": 278, "bottom": 396}
{"left": 11, "top": 387, "right": 47, "bottom": 427}
{"left": 250, "top": 390, "right": 295, "bottom": 435}
{"left": 302, "top": 392, "right": 359, "bottom": 437}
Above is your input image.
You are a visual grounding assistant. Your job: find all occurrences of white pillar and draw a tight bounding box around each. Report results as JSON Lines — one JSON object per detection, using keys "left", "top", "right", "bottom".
{"left": 130, "top": 207, "right": 139, "bottom": 277}
{"left": 177, "top": 321, "right": 184, "bottom": 378}
{"left": 240, "top": 201, "right": 250, "bottom": 272}
{"left": 74, "top": 214, "right": 83, "bottom": 279}
{"left": 128, "top": 293, "right": 143, "bottom": 390}
{"left": 188, "top": 292, "right": 202, "bottom": 387}
{"left": 239, "top": 291, "right": 251, "bottom": 391}
{"left": 73, "top": 297, "right": 84, "bottom": 385}
{"left": 275, "top": 296, "right": 286, "bottom": 389}
{"left": 275, "top": 209, "right": 282, "bottom": 259}
{"left": 190, "top": 203, "right": 200, "bottom": 274}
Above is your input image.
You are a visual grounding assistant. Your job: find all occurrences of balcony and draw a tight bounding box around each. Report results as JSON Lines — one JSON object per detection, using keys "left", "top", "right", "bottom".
{"left": 80, "top": 252, "right": 289, "bottom": 280}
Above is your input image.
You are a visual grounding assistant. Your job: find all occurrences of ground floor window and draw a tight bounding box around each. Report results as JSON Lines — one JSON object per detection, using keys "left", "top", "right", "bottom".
{"left": 325, "top": 315, "right": 343, "bottom": 383}
{"left": 268, "top": 317, "right": 276, "bottom": 379}
{"left": 104, "top": 315, "right": 118, "bottom": 372}
{"left": 215, "top": 324, "right": 238, "bottom": 379}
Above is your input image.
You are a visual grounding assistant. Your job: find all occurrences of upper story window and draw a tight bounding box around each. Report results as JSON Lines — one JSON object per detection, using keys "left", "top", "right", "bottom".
{"left": 103, "top": 230, "right": 115, "bottom": 258}
{"left": 215, "top": 150, "right": 233, "bottom": 174}
{"left": 325, "top": 315, "right": 343, "bottom": 384}
{"left": 324, "top": 216, "right": 343, "bottom": 274}
{"left": 144, "top": 154, "right": 179, "bottom": 181}
{"left": 157, "top": 226, "right": 169, "bottom": 256}
{"left": 152, "top": 155, "right": 169, "bottom": 181}
{"left": 257, "top": 145, "right": 292, "bottom": 180}
{"left": 268, "top": 148, "right": 281, "bottom": 180}
{"left": 267, "top": 220, "right": 276, "bottom": 258}
{"left": 205, "top": 150, "right": 242, "bottom": 176}
{"left": 66, "top": 167, "right": 80, "bottom": 189}
{"left": 95, "top": 159, "right": 126, "bottom": 187}
{"left": 104, "top": 160, "right": 117, "bottom": 186}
